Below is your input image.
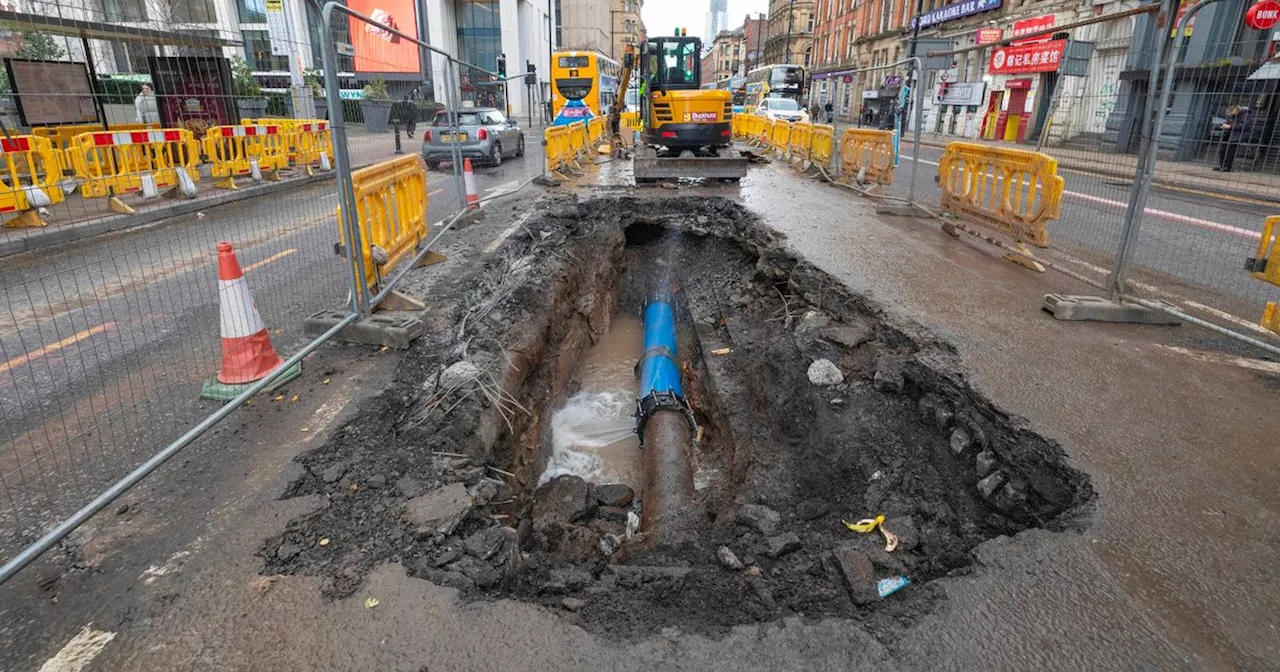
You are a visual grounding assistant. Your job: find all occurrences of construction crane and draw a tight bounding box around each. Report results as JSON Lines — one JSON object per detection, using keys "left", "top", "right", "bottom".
{"left": 604, "top": 29, "right": 750, "bottom": 182}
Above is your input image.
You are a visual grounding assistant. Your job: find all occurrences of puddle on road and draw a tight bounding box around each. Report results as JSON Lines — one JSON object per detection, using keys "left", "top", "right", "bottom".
{"left": 539, "top": 314, "right": 643, "bottom": 490}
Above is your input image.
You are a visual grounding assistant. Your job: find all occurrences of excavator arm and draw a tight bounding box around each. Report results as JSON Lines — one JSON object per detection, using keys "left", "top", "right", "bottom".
{"left": 606, "top": 44, "right": 638, "bottom": 156}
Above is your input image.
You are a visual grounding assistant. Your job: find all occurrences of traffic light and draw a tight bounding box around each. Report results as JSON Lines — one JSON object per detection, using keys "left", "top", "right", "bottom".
{"left": 526, "top": 61, "right": 536, "bottom": 75}
{"left": 497, "top": 54, "right": 507, "bottom": 77}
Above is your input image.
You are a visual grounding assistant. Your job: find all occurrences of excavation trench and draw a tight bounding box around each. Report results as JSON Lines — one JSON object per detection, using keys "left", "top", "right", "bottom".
{"left": 262, "top": 194, "right": 1095, "bottom": 640}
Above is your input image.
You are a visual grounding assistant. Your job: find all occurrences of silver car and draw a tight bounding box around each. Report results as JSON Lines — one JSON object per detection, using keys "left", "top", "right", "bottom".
{"left": 421, "top": 107, "right": 525, "bottom": 168}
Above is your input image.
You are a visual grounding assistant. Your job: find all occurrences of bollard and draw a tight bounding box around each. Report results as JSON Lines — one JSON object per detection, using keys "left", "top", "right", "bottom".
{"left": 393, "top": 120, "right": 403, "bottom": 155}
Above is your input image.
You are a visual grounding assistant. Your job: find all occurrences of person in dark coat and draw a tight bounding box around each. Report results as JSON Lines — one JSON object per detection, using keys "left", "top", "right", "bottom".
{"left": 398, "top": 88, "right": 420, "bottom": 137}
{"left": 1216, "top": 104, "right": 1251, "bottom": 172}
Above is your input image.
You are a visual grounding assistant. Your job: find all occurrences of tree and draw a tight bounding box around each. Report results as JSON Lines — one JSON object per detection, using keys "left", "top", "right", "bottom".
{"left": 16, "top": 32, "right": 65, "bottom": 61}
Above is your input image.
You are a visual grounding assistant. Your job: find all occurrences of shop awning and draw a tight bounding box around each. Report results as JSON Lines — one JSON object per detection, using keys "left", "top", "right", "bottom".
{"left": 812, "top": 69, "right": 858, "bottom": 81}
{"left": 0, "top": 9, "right": 240, "bottom": 48}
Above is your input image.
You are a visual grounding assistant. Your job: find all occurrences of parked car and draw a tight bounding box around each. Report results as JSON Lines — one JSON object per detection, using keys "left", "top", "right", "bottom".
{"left": 756, "top": 97, "right": 809, "bottom": 124}
{"left": 421, "top": 107, "right": 525, "bottom": 168}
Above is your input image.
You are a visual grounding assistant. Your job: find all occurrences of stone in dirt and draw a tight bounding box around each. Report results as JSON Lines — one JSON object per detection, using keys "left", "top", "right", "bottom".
{"left": 736, "top": 503, "right": 782, "bottom": 536}
{"left": 366, "top": 474, "right": 387, "bottom": 489}
{"left": 455, "top": 556, "right": 503, "bottom": 589}
{"left": 977, "top": 471, "right": 1007, "bottom": 500}
{"left": 807, "top": 359, "right": 844, "bottom": 386}
{"left": 873, "top": 355, "right": 905, "bottom": 394}
{"left": 433, "top": 360, "right": 481, "bottom": 392}
{"left": 276, "top": 543, "right": 300, "bottom": 562}
{"left": 395, "top": 476, "right": 425, "bottom": 498}
{"left": 419, "top": 567, "right": 476, "bottom": 592}
{"left": 561, "top": 597, "right": 586, "bottom": 612}
{"left": 403, "top": 482, "right": 473, "bottom": 536}
{"left": 832, "top": 544, "right": 878, "bottom": 605}
{"left": 763, "top": 532, "right": 803, "bottom": 558}
{"left": 532, "top": 475, "right": 597, "bottom": 526}
{"left": 793, "top": 497, "right": 830, "bottom": 521}
{"left": 821, "top": 322, "right": 873, "bottom": 349}
{"left": 432, "top": 546, "right": 462, "bottom": 567}
{"left": 884, "top": 515, "right": 919, "bottom": 552}
{"left": 974, "top": 450, "right": 999, "bottom": 477}
{"left": 541, "top": 568, "right": 593, "bottom": 594}
{"left": 717, "top": 546, "right": 745, "bottom": 571}
{"left": 594, "top": 483, "right": 635, "bottom": 508}
{"left": 469, "top": 479, "right": 500, "bottom": 506}
{"left": 596, "top": 506, "right": 629, "bottom": 524}
{"left": 951, "top": 426, "right": 975, "bottom": 456}
{"left": 464, "top": 527, "right": 507, "bottom": 560}
{"left": 320, "top": 463, "right": 346, "bottom": 484}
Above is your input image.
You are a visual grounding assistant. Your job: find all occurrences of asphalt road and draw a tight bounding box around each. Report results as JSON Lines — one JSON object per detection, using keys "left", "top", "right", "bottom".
{"left": 0, "top": 143, "right": 546, "bottom": 559}
{"left": 887, "top": 142, "right": 1279, "bottom": 320}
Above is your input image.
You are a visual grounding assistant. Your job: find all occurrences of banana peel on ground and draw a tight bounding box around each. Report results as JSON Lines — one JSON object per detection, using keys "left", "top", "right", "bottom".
{"left": 841, "top": 514, "right": 901, "bottom": 552}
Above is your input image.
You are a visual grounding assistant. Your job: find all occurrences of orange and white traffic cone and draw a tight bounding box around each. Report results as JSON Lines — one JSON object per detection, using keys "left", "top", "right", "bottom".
{"left": 463, "top": 158, "right": 481, "bottom": 209}
{"left": 200, "top": 241, "right": 301, "bottom": 400}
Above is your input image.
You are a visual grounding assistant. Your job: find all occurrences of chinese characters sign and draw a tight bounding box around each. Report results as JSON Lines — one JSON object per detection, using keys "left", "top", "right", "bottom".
{"left": 1011, "top": 15, "right": 1055, "bottom": 45}
{"left": 976, "top": 28, "right": 1003, "bottom": 44}
{"left": 910, "top": 0, "right": 1003, "bottom": 31}
{"left": 988, "top": 40, "right": 1067, "bottom": 74}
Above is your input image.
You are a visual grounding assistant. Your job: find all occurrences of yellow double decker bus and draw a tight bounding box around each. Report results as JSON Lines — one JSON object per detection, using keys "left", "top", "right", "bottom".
{"left": 550, "top": 50, "right": 621, "bottom": 126}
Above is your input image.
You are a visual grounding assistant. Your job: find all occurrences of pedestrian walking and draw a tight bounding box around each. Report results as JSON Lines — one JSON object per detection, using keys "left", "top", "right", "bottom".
{"left": 824, "top": 100, "right": 834, "bottom": 124}
{"left": 396, "top": 88, "right": 420, "bottom": 137}
{"left": 1215, "top": 104, "right": 1251, "bottom": 173}
{"left": 135, "top": 83, "right": 159, "bottom": 124}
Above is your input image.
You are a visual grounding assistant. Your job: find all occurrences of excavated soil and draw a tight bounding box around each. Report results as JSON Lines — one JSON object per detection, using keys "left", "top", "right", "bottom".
{"left": 260, "top": 193, "right": 1095, "bottom": 641}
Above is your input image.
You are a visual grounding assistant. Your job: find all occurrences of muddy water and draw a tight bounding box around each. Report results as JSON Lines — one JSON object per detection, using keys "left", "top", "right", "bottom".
{"left": 538, "top": 315, "right": 644, "bottom": 490}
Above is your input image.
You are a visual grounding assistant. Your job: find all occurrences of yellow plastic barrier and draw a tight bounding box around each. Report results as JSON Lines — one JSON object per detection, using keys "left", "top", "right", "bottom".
{"left": 0, "top": 135, "right": 67, "bottom": 228}
{"left": 543, "top": 125, "right": 574, "bottom": 177}
{"left": 202, "top": 124, "right": 290, "bottom": 189}
{"left": 33, "top": 122, "right": 161, "bottom": 155}
{"left": 569, "top": 120, "right": 589, "bottom": 158}
{"left": 810, "top": 124, "right": 835, "bottom": 168}
{"left": 1248, "top": 215, "right": 1280, "bottom": 287}
{"left": 789, "top": 122, "right": 813, "bottom": 162}
{"left": 838, "top": 128, "right": 896, "bottom": 185}
{"left": 769, "top": 120, "right": 791, "bottom": 156}
{"left": 1263, "top": 301, "right": 1280, "bottom": 334}
{"left": 588, "top": 116, "right": 606, "bottom": 145}
{"left": 620, "top": 111, "right": 641, "bottom": 132}
{"left": 67, "top": 128, "right": 200, "bottom": 214}
{"left": 937, "top": 141, "right": 1065, "bottom": 271}
{"left": 292, "top": 120, "right": 334, "bottom": 174}
{"left": 756, "top": 117, "right": 773, "bottom": 147}
{"left": 337, "top": 155, "right": 431, "bottom": 294}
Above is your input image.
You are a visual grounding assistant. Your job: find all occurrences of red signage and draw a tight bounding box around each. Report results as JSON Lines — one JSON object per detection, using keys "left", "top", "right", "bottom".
{"left": 976, "top": 27, "right": 1004, "bottom": 44}
{"left": 988, "top": 40, "right": 1068, "bottom": 74}
{"left": 1246, "top": 0, "right": 1280, "bottom": 29}
{"left": 1011, "top": 15, "right": 1056, "bottom": 44}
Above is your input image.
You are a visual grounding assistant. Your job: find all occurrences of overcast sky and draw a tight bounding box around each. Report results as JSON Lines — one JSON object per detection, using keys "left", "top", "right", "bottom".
{"left": 642, "top": 0, "right": 769, "bottom": 41}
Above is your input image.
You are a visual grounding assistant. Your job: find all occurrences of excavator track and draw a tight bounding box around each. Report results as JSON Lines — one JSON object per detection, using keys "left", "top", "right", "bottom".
{"left": 632, "top": 144, "right": 749, "bottom": 182}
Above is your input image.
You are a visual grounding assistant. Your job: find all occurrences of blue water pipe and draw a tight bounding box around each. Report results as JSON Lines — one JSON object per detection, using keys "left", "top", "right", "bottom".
{"left": 635, "top": 292, "right": 696, "bottom": 443}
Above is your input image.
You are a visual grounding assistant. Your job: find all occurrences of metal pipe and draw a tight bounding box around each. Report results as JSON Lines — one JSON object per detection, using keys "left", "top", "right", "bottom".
{"left": 1122, "top": 296, "right": 1280, "bottom": 358}
{"left": 634, "top": 293, "right": 697, "bottom": 538}
{"left": 0, "top": 311, "right": 360, "bottom": 585}
{"left": 1107, "top": 0, "right": 1216, "bottom": 299}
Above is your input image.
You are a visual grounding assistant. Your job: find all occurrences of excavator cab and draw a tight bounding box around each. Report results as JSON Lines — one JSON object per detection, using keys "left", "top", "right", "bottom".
{"left": 637, "top": 36, "right": 733, "bottom": 151}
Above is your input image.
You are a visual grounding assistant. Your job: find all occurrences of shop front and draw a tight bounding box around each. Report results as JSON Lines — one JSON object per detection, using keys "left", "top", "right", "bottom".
{"left": 982, "top": 38, "right": 1069, "bottom": 143}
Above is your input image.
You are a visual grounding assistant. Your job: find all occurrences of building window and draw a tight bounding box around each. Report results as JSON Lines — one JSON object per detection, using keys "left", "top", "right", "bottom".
{"left": 457, "top": 0, "right": 503, "bottom": 79}
{"left": 104, "top": 0, "right": 148, "bottom": 21}
{"left": 173, "top": 0, "right": 216, "bottom": 22}
{"left": 803, "top": 46, "right": 811, "bottom": 66}
{"left": 879, "top": 0, "right": 892, "bottom": 32}
{"left": 238, "top": 0, "right": 267, "bottom": 23}
{"left": 242, "top": 30, "right": 290, "bottom": 71}
{"left": 625, "top": 18, "right": 633, "bottom": 33}
{"left": 807, "top": 12, "right": 814, "bottom": 32}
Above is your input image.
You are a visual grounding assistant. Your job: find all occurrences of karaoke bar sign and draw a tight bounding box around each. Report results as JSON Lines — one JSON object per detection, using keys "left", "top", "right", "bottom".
{"left": 910, "top": 0, "right": 1003, "bottom": 30}
{"left": 988, "top": 39, "right": 1068, "bottom": 74}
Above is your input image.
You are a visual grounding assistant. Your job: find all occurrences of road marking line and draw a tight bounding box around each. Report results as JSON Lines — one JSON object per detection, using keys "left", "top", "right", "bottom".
{"left": 429, "top": 188, "right": 443, "bottom": 196}
{"left": 1182, "top": 300, "right": 1278, "bottom": 337}
{"left": 243, "top": 248, "right": 298, "bottom": 273}
{"left": 1156, "top": 345, "right": 1280, "bottom": 374}
{"left": 483, "top": 211, "right": 533, "bottom": 254}
{"left": 902, "top": 155, "right": 1260, "bottom": 239}
{"left": 1, "top": 322, "right": 114, "bottom": 376}
{"left": 38, "top": 625, "right": 116, "bottom": 672}
{"left": 484, "top": 180, "right": 520, "bottom": 196}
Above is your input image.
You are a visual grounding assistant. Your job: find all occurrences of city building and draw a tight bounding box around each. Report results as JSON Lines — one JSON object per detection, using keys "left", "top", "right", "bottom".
{"left": 808, "top": 0, "right": 858, "bottom": 121}
{"left": 554, "top": 0, "right": 612, "bottom": 56}
{"left": 611, "top": 0, "right": 644, "bottom": 60}
{"left": 704, "top": 0, "right": 727, "bottom": 46}
{"left": 700, "top": 48, "right": 716, "bottom": 86}
{"left": 742, "top": 14, "right": 766, "bottom": 73}
{"left": 762, "top": 0, "right": 814, "bottom": 67}
{"left": 708, "top": 26, "right": 744, "bottom": 82}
